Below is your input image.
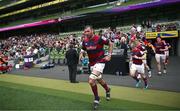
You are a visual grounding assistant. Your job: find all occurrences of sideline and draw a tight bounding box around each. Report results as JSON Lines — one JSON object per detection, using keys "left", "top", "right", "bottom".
{"left": 0, "top": 74, "right": 180, "bottom": 108}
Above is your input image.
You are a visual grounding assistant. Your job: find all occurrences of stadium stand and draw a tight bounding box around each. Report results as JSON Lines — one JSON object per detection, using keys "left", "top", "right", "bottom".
{"left": 0, "top": 0, "right": 151, "bottom": 28}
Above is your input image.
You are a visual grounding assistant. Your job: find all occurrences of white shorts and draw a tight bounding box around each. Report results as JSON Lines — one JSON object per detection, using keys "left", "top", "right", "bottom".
{"left": 130, "top": 63, "right": 145, "bottom": 74}
{"left": 155, "top": 54, "right": 166, "bottom": 63}
{"left": 89, "top": 63, "right": 105, "bottom": 80}
{"left": 142, "top": 59, "right": 147, "bottom": 64}
{"left": 90, "top": 63, "right": 105, "bottom": 73}
{"left": 164, "top": 51, "right": 169, "bottom": 57}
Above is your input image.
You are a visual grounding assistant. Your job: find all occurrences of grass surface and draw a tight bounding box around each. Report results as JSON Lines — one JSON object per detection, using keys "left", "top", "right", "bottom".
{"left": 0, "top": 81, "right": 177, "bottom": 110}
{"left": 0, "top": 74, "right": 180, "bottom": 110}
{"left": 1, "top": 74, "right": 180, "bottom": 108}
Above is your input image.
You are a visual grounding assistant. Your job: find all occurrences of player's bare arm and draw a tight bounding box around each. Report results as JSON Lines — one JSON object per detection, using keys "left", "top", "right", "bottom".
{"left": 104, "top": 40, "right": 113, "bottom": 61}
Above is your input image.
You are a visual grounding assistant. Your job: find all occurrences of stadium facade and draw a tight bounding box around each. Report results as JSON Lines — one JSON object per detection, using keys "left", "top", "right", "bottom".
{"left": 0, "top": 0, "right": 180, "bottom": 55}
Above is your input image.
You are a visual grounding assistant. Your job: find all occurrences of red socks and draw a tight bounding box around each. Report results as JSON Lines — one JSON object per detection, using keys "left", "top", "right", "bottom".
{"left": 91, "top": 84, "right": 99, "bottom": 99}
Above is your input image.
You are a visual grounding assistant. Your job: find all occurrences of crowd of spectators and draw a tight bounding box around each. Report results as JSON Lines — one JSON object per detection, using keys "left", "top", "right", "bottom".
{"left": 0, "top": 21, "right": 177, "bottom": 72}
{"left": 141, "top": 20, "right": 178, "bottom": 32}
{"left": 0, "top": 33, "right": 81, "bottom": 70}
{"left": 155, "top": 23, "right": 177, "bottom": 32}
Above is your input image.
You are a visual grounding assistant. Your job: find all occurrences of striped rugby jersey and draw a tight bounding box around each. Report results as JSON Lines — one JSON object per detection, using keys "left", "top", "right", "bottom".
{"left": 82, "top": 35, "right": 109, "bottom": 66}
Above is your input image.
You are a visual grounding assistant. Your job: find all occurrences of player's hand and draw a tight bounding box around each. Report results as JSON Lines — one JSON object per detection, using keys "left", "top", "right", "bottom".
{"left": 104, "top": 55, "right": 111, "bottom": 61}
{"left": 133, "top": 55, "right": 139, "bottom": 59}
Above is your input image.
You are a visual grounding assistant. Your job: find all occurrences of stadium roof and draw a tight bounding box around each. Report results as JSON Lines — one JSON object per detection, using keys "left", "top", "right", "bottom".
{"left": 0, "top": 0, "right": 179, "bottom": 32}
{"left": 0, "top": 0, "right": 67, "bottom": 16}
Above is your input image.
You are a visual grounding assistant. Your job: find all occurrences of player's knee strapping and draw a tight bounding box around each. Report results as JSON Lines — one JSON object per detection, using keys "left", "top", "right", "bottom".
{"left": 89, "top": 73, "right": 102, "bottom": 80}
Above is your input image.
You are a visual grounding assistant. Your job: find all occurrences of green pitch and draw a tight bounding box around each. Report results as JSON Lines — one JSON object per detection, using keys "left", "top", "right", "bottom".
{"left": 0, "top": 74, "right": 180, "bottom": 110}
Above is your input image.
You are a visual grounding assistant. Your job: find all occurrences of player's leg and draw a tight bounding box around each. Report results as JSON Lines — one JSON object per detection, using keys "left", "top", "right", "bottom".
{"left": 165, "top": 51, "right": 169, "bottom": 65}
{"left": 97, "top": 78, "right": 111, "bottom": 101}
{"left": 89, "top": 65, "right": 102, "bottom": 110}
{"left": 162, "top": 54, "right": 167, "bottom": 74}
{"left": 143, "top": 60, "right": 151, "bottom": 77}
{"left": 141, "top": 73, "right": 148, "bottom": 89}
{"left": 92, "top": 63, "right": 110, "bottom": 93}
{"left": 89, "top": 75, "right": 99, "bottom": 101}
{"left": 155, "top": 54, "right": 162, "bottom": 75}
{"left": 89, "top": 63, "right": 107, "bottom": 109}
{"left": 147, "top": 54, "right": 152, "bottom": 70}
{"left": 130, "top": 64, "right": 141, "bottom": 87}
{"left": 138, "top": 64, "right": 148, "bottom": 89}
{"left": 93, "top": 63, "right": 111, "bottom": 101}
{"left": 88, "top": 76, "right": 100, "bottom": 110}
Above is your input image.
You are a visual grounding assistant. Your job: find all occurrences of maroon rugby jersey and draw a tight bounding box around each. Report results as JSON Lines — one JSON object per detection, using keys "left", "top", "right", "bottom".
{"left": 82, "top": 35, "right": 109, "bottom": 66}
{"left": 137, "top": 44, "right": 146, "bottom": 52}
{"left": 154, "top": 42, "right": 165, "bottom": 54}
{"left": 132, "top": 48, "right": 143, "bottom": 65}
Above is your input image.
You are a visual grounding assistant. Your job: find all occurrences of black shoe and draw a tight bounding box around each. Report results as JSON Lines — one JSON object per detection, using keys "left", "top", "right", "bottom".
{"left": 93, "top": 97, "right": 100, "bottom": 110}
{"left": 71, "top": 81, "right": 79, "bottom": 83}
{"left": 106, "top": 88, "right": 111, "bottom": 101}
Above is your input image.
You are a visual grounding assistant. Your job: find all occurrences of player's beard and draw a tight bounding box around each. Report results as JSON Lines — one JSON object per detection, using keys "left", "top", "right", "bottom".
{"left": 85, "top": 34, "right": 93, "bottom": 39}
